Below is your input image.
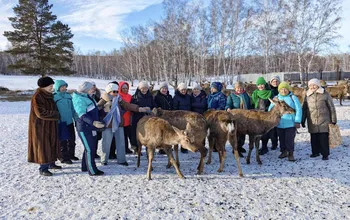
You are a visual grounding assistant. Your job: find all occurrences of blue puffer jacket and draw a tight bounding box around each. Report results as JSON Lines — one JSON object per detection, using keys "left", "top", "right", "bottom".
{"left": 225, "top": 92, "right": 251, "bottom": 110}
{"left": 53, "top": 80, "right": 76, "bottom": 125}
{"left": 207, "top": 92, "right": 227, "bottom": 110}
{"left": 268, "top": 92, "right": 302, "bottom": 129}
{"left": 72, "top": 92, "right": 100, "bottom": 133}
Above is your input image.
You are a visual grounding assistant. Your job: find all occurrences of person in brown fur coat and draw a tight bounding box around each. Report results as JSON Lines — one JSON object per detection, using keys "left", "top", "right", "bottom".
{"left": 28, "top": 76, "right": 61, "bottom": 176}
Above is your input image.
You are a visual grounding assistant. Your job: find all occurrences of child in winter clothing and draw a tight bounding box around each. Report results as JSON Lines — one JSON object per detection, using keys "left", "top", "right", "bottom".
{"left": 268, "top": 82, "right": 302, "bottom": 161}
{"left": 226, "top": 81, "right": 251, "bottom": 156}
{"left": 302, "top": 78, "right": 337, "bottom": 160}
{"left": 251, "top": 77, "right": 274, "bottom": 155}
{"left": 173, "top": 83, "right": 191, "bottom": 111}
{"left": 190, "top": 83, "right": 207, "bottom": 114}
{"left": 53, "top": 80, "right": 78, "bottom": 164}
{"left": 207, "top": 82, "right": 226, "bottom": 110}
{"left": 72, "top": 81, "right": 105, "bottom": 176}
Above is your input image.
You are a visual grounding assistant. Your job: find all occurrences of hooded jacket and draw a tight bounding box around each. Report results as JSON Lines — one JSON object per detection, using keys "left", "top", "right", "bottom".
{"left": 53, "top": 80, "right": 76, "bottom": 125}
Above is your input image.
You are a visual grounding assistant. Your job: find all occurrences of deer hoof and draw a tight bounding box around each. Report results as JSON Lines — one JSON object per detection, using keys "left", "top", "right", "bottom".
{"left": 166, "top": 164, "right": 172, "bottom": 169}
{"left": 246, "top": 160, "right": 250, "bottom": 164}
{"left": 196, "top": 170, "right": 203, "bottom": 175}
{"left": 217, "top": 168, "right": 223, "bottom": 173}
{"left": 239, "top": 173, "right": 244, "bottom": 177}
{"left": 206, "top": 161, "right": 211, "bottom": 165}
{"left": 258, "top": 161, "right": 263, "bottom": 165}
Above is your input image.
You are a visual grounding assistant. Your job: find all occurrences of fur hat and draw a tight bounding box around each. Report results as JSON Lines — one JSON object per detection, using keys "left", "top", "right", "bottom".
{"left": 105, "top": 83, "right": 119, "bottom": 93}
{"left": 37, "top": 76, "right": 54, "bottom": 88}
{"left": 308, "top": 78, "right": 321, "bottom": 87}
{"left": 159, "top": 82, "right": 168, "bottom": 89}
{"left": 177, "top": 82, "right": 187, "bottom": 90}
{"left": 256, "top": 77, "right": 266, "bottom": 86}
{"left": 138, "top": 81, "right": 149, "bottom": 89}
{"left": 278, "top": 81, "right": 291, "bottom": 91}
{"left": 77, "top": 81, "right": 94, "bottom": 93}
{"left": 270, "top": 75, "right": 281, "bottom": 83}
{"left": 211, "top": 82, "right": 223, "bottom": 92}
{"left": 193, "top": 83, "right": 202, "bottom": 90}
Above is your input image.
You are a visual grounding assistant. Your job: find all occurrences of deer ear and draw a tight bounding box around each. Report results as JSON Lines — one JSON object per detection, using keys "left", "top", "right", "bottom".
{"left": 268, "top": 98, "right": 275, "bottom": 103}
{"left": 172, "top": 126, "right": 182, "bottom": 136}
{"left": 185, "top": 122, "right": 191, "bottom": 131}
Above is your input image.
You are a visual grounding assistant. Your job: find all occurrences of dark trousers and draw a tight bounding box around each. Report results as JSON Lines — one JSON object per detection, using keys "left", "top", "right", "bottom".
{"left": 60, "top": 123, "right": 76, "bottom": 160}
{"left": 124, "top": 126, "right": 132, "bottom": 150}
{"left": 78, "top": 131, "right": 99, "bottom": 175}
{"left": 311, "top": 133, "right": 330, "bottom": 157}
{"left": 39, "top": 162, "right": 55, "bottom": 171}
{"left": 277, "top": 127, "right": 296, "bottom": 152}
{"left": 261, "top": 127, "right": 278, "bottom": 149}
{"left": 238, "top": 134, "right": 246, "bottom": 148}
{"left": 110, "top": 137, "right": 116, "bottom": 157}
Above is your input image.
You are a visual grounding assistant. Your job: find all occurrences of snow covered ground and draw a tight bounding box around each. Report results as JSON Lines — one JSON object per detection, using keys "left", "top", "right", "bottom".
{"left": 0, "top": 75, "right": 350, "bottom": 219}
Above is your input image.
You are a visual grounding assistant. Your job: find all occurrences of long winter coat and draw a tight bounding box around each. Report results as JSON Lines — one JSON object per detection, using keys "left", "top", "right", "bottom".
{"left": 154, "top": 90, "right": 173, "bottom": 110}
{"left": 118, "top": 81, "right": 133, "bottom": 126}
{"left": 191, "top": 90, "right": 207, "bottom": 114}
{"left": 28, "top": 88, "right": 61, "bottom": 164}
{"left": 302, "top": 87, "right": 337, "bottom": 133}
{"left": 173, "top": 90, "right": 191, "bottom": 111}
{"left": 98, "top": 92, "right": 139, "bottom": 128}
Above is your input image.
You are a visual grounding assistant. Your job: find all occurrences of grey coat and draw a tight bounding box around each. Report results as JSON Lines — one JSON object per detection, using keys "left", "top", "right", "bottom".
{"left": 302, "top": 88, "right": 337, "bottom": 133}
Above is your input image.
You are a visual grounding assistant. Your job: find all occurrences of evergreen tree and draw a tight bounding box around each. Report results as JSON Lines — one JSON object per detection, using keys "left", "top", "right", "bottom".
{"left": 3, "top": 0, "right": 74, "bottom": 76}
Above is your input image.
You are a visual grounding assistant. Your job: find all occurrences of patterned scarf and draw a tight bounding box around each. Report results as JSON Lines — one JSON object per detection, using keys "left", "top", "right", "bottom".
{"left": 103, "top": 95, "right": 121, "bottom": 132}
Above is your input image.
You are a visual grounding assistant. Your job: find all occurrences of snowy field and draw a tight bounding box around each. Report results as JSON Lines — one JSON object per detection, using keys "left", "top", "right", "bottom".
{"left": 0, "top": 75, "right": 350, "bottom": 219}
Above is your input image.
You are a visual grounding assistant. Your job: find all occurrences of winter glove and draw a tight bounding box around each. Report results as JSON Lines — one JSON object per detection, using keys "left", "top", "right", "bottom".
{"left": 139, "top": 107, "right": 151, "bottom": 113}
{"left": 331, "top": 122, "right": 336, "bottom": 125}
{"left": 93, "top": 121, "right": 105, "bottom": 128}
{"left": 295, "top": 123, "right": 301, "bottom": 129}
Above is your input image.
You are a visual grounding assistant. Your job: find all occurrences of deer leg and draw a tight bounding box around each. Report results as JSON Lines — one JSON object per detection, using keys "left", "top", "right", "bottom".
{"left": 246, "top": 135, "right": 254, "bottom": 164}
{"left": 165, "top": 145, "right": 172, "bottom": 169}
{"left": 146, "top": 148, "right": 155, "bottom": 180}
{"left": 206, "top": 137, "right": 214, "bottom": 164}
{"left": 165, "top": 148, "right": 185, "bottom": 179}
{"left": 340, "top": 95, "right": 343, "bottom": 106}
{"left": 218, "top": 145, "right": 226, "bottom": 173}
{"left": 229, "top": 134, "right": 243, "bottom": 177}
{"left": 137, "top": 140, "right": 142, "bottom": 168}
{"left": 174, "top": 144, "right": 180, "bottom": 167}
{"left": 255, "top": 136, "right": 262, "bottom": 165}
{"left": 197, "top": 145, "right": 207, "bottom": 175}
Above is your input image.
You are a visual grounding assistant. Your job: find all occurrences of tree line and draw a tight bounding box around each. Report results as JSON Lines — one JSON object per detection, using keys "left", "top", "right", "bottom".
{"left": 1, "top": 0, "right": 348, "bottom": 86}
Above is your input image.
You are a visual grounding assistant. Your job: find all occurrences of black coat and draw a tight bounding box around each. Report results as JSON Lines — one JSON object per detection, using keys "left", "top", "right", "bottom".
{"left": 173, "top": 90, "right": 191, "bottom": 111}
{"left": 191, "top": 90, "right": 207, "bottom": 114}
{"left": 131, "top": 89, "right": 157, "bottom": 125}
{"left": 154, "top": 91, "right": 173, "bottom": 110}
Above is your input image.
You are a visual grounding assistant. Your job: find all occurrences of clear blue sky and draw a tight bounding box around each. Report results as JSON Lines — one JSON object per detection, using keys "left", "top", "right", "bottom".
{"left": 0, "top": 0, "right": 349, "bottom": 54}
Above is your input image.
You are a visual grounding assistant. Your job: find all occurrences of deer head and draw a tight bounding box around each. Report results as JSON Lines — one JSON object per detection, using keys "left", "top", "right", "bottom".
{"left": 152, "top": 107, "right": 163, "bottom": 116}
{"left": 172, "top": 123, "right": 197, "bottom": 152}
{"left": 269, "top": 98, "right": 295, "bottom": 116}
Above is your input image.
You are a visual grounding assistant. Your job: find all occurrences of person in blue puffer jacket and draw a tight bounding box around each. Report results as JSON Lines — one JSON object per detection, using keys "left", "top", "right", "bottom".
{"left": 207, "top": 82, "right": 227, "bottom": 110}
{"left": 72, "top": 81, "right": 105, "bottom": 176}
{"left": 54, "top": 80, "right": 78, "bottom": 164}
{"left": 268, "top": 81, "right": 302, "bottom": 162}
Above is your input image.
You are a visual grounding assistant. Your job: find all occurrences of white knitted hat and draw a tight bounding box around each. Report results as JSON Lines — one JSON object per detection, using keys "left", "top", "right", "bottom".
{"left": 308, "top": 78, "right": 321, "bottom": 87}
{"left": 77, "top": 81, "right": 94, "bottom": 93}
{"left": 138, "top": 81, "right": 149, "bottom": 89}
{"left": 105, "top": 83, "right": 119, "bottom": 93}
{"left": 177, "top": 82, "right": 187, "bottom": 90}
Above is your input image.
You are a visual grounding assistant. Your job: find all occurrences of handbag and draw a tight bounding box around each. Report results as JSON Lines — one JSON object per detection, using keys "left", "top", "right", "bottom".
{"left": 58, "top": 122, "right": 70, "bottom": 141}
{"left": 329, "top": 124, "right": 342, "bottom": 148}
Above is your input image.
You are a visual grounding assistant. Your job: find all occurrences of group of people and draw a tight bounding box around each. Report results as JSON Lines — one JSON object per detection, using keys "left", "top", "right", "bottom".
{"left": 28, "top": 75, "right": 337, "bottom": 176}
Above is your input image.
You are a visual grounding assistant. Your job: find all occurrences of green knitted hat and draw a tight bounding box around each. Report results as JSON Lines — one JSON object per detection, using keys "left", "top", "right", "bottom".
{"left": 278, "top": 81, "right": 291, "bottom": 91}
{"left": 256, "top": 77, "right": 266, "bottom": 86}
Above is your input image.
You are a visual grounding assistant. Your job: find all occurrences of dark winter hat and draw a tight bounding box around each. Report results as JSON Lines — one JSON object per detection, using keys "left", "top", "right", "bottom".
{"left": 37, "top": 76, "right": 54, "bottom": 88}
{"left": 211, "top": 82, "right": 223, "bottom": 92}
{"left": 109, "top": 81, "right": 119, "bottom": 86}
{"left": 256, "top": 77, "right": 266, "bottom": 86}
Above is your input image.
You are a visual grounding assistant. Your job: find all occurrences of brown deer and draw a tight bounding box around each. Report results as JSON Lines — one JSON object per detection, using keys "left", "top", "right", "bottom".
{"left": 152, "top": 108, "right": 208, "bottom": 175}
{"left": 136, "top": 116, "right": 197, "bottom": 180}
{"left": 228, "top": 99, "right": 295, "bottom": 164}
{"left": 204, "top": 110, "right": 243, "bottom": 176}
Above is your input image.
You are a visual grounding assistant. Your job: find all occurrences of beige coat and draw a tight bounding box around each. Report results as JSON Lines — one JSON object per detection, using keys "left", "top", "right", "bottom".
{"left": 302, "top": 88, "right": 337, "bottom": 133}
{"left": 98, "top": 93, "right": 139, "bottom": 127}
